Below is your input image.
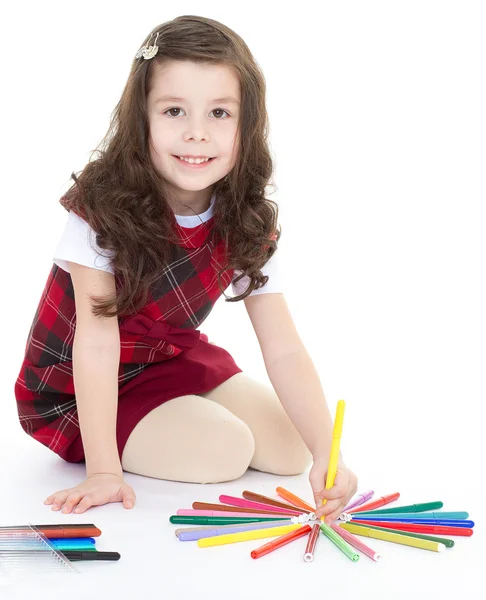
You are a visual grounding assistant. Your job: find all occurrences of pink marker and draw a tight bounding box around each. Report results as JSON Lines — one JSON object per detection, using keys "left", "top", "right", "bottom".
{"left": 331, "top": 524, "right": 382, "bottom": 562}
{"left": 177, "top": 509, "right": 295, "bottom": 519}
{"left": 219, "top": 495, "right": 302, "bottom": 516}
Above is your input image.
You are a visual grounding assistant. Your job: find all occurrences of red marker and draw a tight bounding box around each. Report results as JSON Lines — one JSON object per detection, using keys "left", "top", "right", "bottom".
{"left": 348, "top": 493, "right": 400, "bottom": 514}
{"left": 250, "top": 524, "right": 312, "bottom": 559}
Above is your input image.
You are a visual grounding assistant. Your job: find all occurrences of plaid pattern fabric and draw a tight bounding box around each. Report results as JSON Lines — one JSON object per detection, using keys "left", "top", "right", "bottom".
{"left": 14, "top": 214, "right": 235, "bottom": 457}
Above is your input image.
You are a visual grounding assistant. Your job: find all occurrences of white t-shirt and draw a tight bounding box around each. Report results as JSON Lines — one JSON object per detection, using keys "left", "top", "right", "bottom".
{"left": 52, "top": 193, "right": 283, "bottom": 297}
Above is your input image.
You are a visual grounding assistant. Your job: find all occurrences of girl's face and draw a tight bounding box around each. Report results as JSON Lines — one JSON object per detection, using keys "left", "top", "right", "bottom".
{"left": 147, "top": 60, "right": 241, "bottom": 207}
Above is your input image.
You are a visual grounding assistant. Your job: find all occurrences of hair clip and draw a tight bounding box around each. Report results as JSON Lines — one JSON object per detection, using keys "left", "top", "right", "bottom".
{"left": 135, "top": 31, "right": 160, "bottom": 60}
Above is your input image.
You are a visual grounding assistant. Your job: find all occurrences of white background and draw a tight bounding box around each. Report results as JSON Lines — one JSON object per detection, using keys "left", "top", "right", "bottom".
{"left": 1, "top": 1, "right": 484, "bottom": 598}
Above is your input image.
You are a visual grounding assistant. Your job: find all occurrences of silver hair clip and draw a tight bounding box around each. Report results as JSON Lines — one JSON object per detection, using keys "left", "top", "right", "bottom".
{"left": 135, "top": 31, "right": 159, "bottom": 60}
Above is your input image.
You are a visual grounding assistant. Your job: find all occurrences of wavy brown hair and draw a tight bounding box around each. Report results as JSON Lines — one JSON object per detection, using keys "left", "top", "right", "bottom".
{"left": 60, "top": 15, "right": 281, "bottom": 319}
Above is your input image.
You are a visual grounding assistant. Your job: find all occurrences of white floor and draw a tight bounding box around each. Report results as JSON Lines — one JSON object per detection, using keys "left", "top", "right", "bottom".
{"left": 1, "top": 429, "right": 483, "bottom": 600}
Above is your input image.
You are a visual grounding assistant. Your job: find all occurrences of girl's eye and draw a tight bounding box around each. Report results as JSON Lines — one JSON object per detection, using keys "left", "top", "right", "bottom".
{"left": 164, "top": 107, "right": 230, "bottom": 119}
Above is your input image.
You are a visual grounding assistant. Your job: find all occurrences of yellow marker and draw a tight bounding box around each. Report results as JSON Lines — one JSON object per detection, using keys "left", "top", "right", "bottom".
{"left": 321, "top": 400, "right": 346, "bottom": 519}
{"left": 340, "top": 523, "right": 445, "bottom": 553}
{"left": 197, "top": 524, "right": 301, "bottom": 548}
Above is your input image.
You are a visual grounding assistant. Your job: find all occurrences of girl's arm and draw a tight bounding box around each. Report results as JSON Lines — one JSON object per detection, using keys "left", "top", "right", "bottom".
{"left": 69, "top": 262, "right": 123, "bottom": 478}
{"left": 244, "top": 293, "right": 341, "bottom": 460}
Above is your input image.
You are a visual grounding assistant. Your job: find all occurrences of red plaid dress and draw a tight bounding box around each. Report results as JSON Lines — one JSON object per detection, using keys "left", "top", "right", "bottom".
{"left": 14, "top": 212, "right": 244, "bottom": 463}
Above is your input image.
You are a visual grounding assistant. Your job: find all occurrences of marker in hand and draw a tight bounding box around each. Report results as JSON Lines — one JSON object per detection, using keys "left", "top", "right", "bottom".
{"left": 321, "top": 400, "right": 346, "bottom": 521}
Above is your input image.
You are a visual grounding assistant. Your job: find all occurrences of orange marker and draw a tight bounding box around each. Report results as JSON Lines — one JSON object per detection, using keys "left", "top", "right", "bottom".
{"left": 250, "top": 524, "right": 312, "bottom": 559}
{"left": 276, "top": 487, "right": 316, "bottom": 512}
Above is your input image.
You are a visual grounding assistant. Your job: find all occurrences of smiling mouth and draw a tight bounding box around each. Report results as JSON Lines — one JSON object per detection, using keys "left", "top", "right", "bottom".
{"left": 172, "top": 155, "right": 216, "bottom": 168}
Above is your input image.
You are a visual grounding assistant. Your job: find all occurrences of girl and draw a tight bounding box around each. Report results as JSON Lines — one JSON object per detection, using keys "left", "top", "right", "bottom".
{"left": 14, "top": 15, "right": 357, "bottom": 520}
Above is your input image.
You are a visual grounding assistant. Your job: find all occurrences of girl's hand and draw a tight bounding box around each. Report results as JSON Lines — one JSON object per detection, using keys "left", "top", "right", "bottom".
{"left": 309, "top": 457, "right": 358, "bottom": 523}
{"left": 43, "top": 473, "right": 136, "bottom": 514}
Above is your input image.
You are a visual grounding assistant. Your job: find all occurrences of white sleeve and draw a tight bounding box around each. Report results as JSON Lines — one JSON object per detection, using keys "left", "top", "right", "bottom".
{"left": 231, "top": 250, "right": 283, "bottom": 297}
{"left": 53, "top": 211, "right": 115, "bottom": 274}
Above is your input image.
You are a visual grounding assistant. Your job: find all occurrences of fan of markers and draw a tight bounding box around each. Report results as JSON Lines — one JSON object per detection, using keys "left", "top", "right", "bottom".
{"left": 169, "top": 487, "right": 474, "bottom": 561}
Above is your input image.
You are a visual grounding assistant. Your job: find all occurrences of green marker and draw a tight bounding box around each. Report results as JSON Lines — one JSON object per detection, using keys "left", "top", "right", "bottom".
{"left": 350, "top": 522, "right": 455, "bottom": 548}
{"left": 169, "top": 516, "right": 291, "bottom": 525}
{"left": 320, "top": 523, "right": 360, "bottom": 562}
{"left": 356, "top": 501, "right": 443, "bottom": 515}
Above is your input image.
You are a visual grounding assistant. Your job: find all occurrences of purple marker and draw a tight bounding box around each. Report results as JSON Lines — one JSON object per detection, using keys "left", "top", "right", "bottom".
{"left": 343, "top": 490, "right": 374, "bottom": 513}
{"left": 178, "top": 519, "right": 292, "bottom": 541}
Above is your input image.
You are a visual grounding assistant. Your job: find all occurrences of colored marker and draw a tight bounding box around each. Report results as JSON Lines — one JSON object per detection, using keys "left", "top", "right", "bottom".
{"left": 353, "top": 511, "right": 468, "bottom": 520}
{"left": 192, "top": 502, "right": 292, "bottom": 515}
{"left": 351, "top": 520, "right": 473, "bottom": 536}
{"left": 351, "top": 516, "right": 473, "bottom": 527}
{"left": 319, "top": 522, "right": 359, "bottom": 561}
{"left": 275, "top": 487, "right": 316, "bottom": 513}
{"left": 251, "top": 525, "right": 312, "bottom": 559}
{"left": 177, "top": 510, "right": 304, "bottom": 519}
{"left": 198, "top": 524, "right": 302, "bottom": 548}
{"left": 0, "top": 524, "right": 98, "bottom": 530}
{"left": 348, "top": 493, "right": 400, "bottom": 514}
{"left": 61, "top": 551, "right": 120, "bottom": 561}
{"left": 349, "top": 523, "right": 455, "bottom": 548}
{"left": 0, "top": 526, "right": 102, "bottom": 539}
{"left": 242, "top": 490, "right": 314, "bottom": 515}
{"left": 330, "top": 524, "right": 381, "bottom": 561}
{"left": 170, "top": 516, "right": 291, "bottom": 525}
{"left": 219, "top": 495, "right": 302, "bottom": 516}
{"left": 343, "top": 490, "right": 374, "bottom": 513}
{"left": 303, "top": 524, "right": 321, "bottom": 562}
{"left": 340, "top": 523, "right": 446, "bottom": 552}
{"left": 321, "top": 400, "right": 345, "bottom": 519}
{"left": 354, "top": 501, "right": 443, "bottom": 515}
{"left": 50, "top": 538, "right": 96, "bottom": 551}
{"left": 178, "top": 520, "right": 293, "bottom": 541}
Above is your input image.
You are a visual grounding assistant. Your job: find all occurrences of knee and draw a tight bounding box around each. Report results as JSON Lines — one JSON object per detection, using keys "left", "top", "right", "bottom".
{"left": 199, "top": 411, "right": 256, "bottom": 483}
{"left": 122, "top": 396, "right": 256, "bottom": 484}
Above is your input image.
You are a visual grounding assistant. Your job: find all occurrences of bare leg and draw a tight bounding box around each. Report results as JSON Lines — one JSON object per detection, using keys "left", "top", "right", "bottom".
{"left": 121, "top": 395, "right": 255, "bottom": 483}
{"left": 201, "top": 372, "right": 312, "bottom": 475}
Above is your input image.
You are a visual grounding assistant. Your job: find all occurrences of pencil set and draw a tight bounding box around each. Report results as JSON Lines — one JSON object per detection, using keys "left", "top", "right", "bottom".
{"left": 169, "top": 400, "right": 475, "bottom": 561}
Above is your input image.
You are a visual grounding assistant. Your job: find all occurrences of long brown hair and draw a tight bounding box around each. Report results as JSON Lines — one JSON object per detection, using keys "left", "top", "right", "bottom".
{"left": 60, "top": 15, "right": 281, "bottom": 319}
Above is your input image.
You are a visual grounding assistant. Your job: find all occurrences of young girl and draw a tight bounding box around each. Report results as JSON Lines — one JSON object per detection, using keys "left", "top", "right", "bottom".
{"left": 14, "top": 15, "right": 357, "bottom": 521}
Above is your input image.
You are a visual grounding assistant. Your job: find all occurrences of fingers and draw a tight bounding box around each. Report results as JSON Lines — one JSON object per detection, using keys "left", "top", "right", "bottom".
{"left": 312, "top": 470, "right": 349, "bottom": 500}
{"left": 43, "top": 489, "right": 93, "bottom": 514}
{"left": 122, "top": 490, "right": 136, "bottom": 509}
{"left": 44, "top": 489, "right": 72, "bottom": 511}
{"left": 73, "top": 496, "right": 95, "bottom": 514}
{"left": 315, "top": 497, "right": 343, "bottom": 521}
{"left": 60, "top": 492, "right": 84, "bottom": 514}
